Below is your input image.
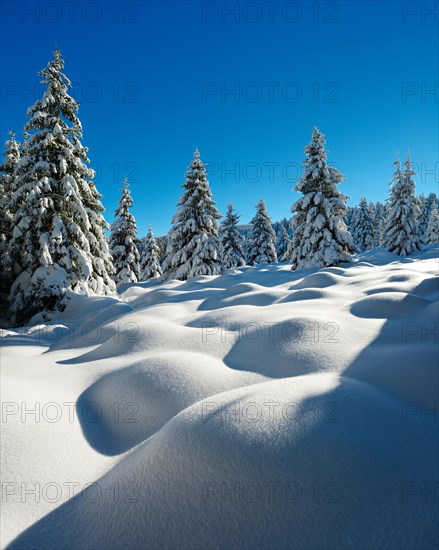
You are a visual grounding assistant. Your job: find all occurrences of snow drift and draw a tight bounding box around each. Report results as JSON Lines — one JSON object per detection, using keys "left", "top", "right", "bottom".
{"left": 1, "top": 246, "right": 438, "bottom": 549}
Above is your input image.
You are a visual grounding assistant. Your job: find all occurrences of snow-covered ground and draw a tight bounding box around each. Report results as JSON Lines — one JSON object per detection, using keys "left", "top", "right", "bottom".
{"left": 1, "top": 247, "right": 438, "bottom": 549}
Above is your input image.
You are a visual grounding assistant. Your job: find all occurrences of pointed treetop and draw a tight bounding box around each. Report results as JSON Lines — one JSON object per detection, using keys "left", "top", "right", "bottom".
{"left": 403, "top": 151, "right": 414, "bottom": 172}
{"left": 313, "top": 126, "right": 322, "bottom": 137}
{"left": 390, "top": 154, "right": 402, "bottom": 186}
{"left": 193, "top": 148, "right": 200, "bottom": 160}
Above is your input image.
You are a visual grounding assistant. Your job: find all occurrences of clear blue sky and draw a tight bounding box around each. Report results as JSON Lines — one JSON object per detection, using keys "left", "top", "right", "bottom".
{"left": 1, "top": 0, "right": 438, "bottom": 236}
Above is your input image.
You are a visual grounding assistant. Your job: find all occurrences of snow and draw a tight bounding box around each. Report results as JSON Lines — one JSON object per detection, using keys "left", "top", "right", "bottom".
{"left": 1, "top": 246, "right": 438, "bottom": 549}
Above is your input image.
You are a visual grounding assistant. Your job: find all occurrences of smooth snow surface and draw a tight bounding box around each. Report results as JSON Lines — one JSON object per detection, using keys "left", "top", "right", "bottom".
{"left": 1, "top": 246, "right": 438, "bottom": 549}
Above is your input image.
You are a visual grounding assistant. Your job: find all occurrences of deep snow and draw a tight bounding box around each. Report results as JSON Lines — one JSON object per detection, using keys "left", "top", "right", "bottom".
{"left": 1, "top": 246, "right": 438, "bottom": 549}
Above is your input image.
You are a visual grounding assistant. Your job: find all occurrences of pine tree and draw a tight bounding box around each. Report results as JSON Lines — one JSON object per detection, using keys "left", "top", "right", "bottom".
{"left": 109, "top": 179, "right": 140, "bottom": 286}
{"left": 426, "top": 202, "right": 439, "bottom": 243}
{"left": 140, "top": 226, "right": 163, "bottom": 279}
{"left": 383, "top": 153, "right": 421, "bottom": 256}
{"left": 290, "top": 128, "right": 354, "bottom": 270}
{"left": 0, "top": 131, "right": 20, "bottom": 294}
{"left": 163, "top": 149, "right": 222, "bottom": 280}
{"left": 219, "top": 202, "right": 245, "bottom": 268}
{"left": 246, "top": 199, "right": 277, "bottom": 265}
{"left": 352, "top": 197, "right": 375, "bottom": 252}
{"left": 7, "top": 50, "right": 115, "bottom": 323}
{"left": 276, "top": 226, "right": 291, "bottom": 261}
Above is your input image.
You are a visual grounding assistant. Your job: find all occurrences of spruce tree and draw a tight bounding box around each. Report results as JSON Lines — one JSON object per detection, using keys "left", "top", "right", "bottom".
{"left": 155, "top": 235, "right": 168, "bottom": 264}
{"left": 383, "top": 154, "right": 421, "bottom": 256}
{"left": 0, "top": 131, "right": 20, "bottom": 294}
{"left": 276, "top": 226, "right": 291, "bottom": 261}
{"left": 246, "top": 199, "right": 277, "bottom": 265}
{"left": 163, "top": 149, "right": 222, "bottom": 280}
{"left": 109, "top": 179, "right": 140, "bottom": 286}
{"left": 417, "top": 194, "right": 429, "bottom": 245}
{"left": 426, "top": 202, "right": 439, "bottom": 243}
{"left": 373, "top": 201, "right": 386, "bottom": 247}
{"left": 426, "top": 193, "right": 438, "bottom": 213}
{"left": 345, "top": 206, "right": 357, "bottom": 232}
{"left": 290, "top": 128, "right": 354, "bottom": 270}
{"left": 352, "top": 197, "right": 375, "bottom": 252}
{"left": 140, "top": 226, "right": 163, "bottom": 279}
{"left": 219, "top": 202, "right": 245, "bottom": 268}
{"left": 7, "top": 50, "right": 115, "bottom": 323}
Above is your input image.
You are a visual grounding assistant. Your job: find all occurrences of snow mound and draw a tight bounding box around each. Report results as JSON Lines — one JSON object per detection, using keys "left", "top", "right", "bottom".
{"left": 9, "top": 375, "right": 437, "bottom": 550}
{"left": 350, "top": 291, "right": 433, "bottom": 318}
{"left": 289, "top": 270, "right": 345, "bottom": 290}
{"left": 77, "top": 352, "right": 264, "bottom": 455}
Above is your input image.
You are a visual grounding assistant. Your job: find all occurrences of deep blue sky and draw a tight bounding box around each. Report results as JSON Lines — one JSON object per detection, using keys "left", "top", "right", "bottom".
{"left": 1, "top": 0, "right": 438, "bottom": 236}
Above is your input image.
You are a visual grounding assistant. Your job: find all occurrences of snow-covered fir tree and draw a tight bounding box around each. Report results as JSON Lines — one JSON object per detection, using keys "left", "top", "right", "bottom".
{"left": 156, "top": 235, "right": 167, "bottom": 264}
{"left": 417, "top": 194, "right": 429, "bottom": 244}
{"left": 246, "top": 199, "right": 277, "bottom": 265}
{"left": 352, "top": 197, "right": 375, "bottom": 252}
{"left": 272, "top": 217, "right": 289, "bottom": 236}
{"left": 163, "top": 149, "right": 222, "bottom": 280}
{"left": 276, "top": 226, "right": 291, "bottom": 261}
{"left": 426, "top": 193, "right": 438, "bottom": 213}
{"left": 0, "top": 131, "right": 20, "bottom": 290}
{"left": 140, "top": 226, "right": 163, "bottom": 279}
{"left": 290, "top": 128, "right": 354, "bottom": 270}
{"left": 7, "top": 50, "right": 115, "bottom": 323}
{"left": 109, "top": 178, "right": 140, "bottom": 286}
{"left": 219, "top": 202, "right": 245, "bottom": 268}
{"left": 345, "top": 206, "right": 357, "bottom": 232}
{"left": 426, "top": 202, "right": 439, "bottom": 243}
{"left": 373, "top": 201, "right": 386, "bottom": 246}
{"left": 418, "top": 193, "right": 438, "bottom": 245}
{"left": 383, "top": 154, "right": 421, "bottom": 256}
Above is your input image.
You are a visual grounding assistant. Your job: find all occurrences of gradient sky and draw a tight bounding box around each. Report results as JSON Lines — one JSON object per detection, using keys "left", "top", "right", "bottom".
{"left": 1, "top": 0, "right": 438, "bottom": 236}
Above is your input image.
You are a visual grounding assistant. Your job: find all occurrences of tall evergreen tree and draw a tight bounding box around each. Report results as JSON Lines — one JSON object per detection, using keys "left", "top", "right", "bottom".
{"left": 0, "top": 131, "right": 20, "bottom": 293}
{"left": 417, "top": 194, "right": 429, "bottom": 245}
{"left": 290, "top": 128, "right": 354, "bottom": 270}
{"left": 276, "top": 226, "right": 291, "bottom": 261}
{"left": 352, "top": 197, "right": 375, "bottom": 252}
{"left": 383, "top": 154, "right": 421, "bottom": 256}
{"left": 109, "top": 179, "right": 140, "bottom": 286}
{"left": 155, "top": 235, "right": 168, "bottom": 264}
{"left": 163, "top": 149, "right": 222, "bottom": 280}
{"left": 373, "top": 201, "right": 386, "bottom": 247}
{"left": 426, "top": 202, "right": 439, "bottom": 243}
{"left": 345, "top": 206, "right": 357, "bottom": 232}
{"left": 219, "top": 202, "right": 245, "bottom": 268}
{"left": 426, "top": 193, "right": 438, "bottom": 212}
{"left": 7, "top": 50, "right": 115, "bottom": 323}
{"left": 140, "top": 226, "right": 163, "bottom": 279}
{"left": 418, "top": 193, "right": 438, "bottom": 245}
{"left": 246, "top": 199, "right": 277, "bottom": 265}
